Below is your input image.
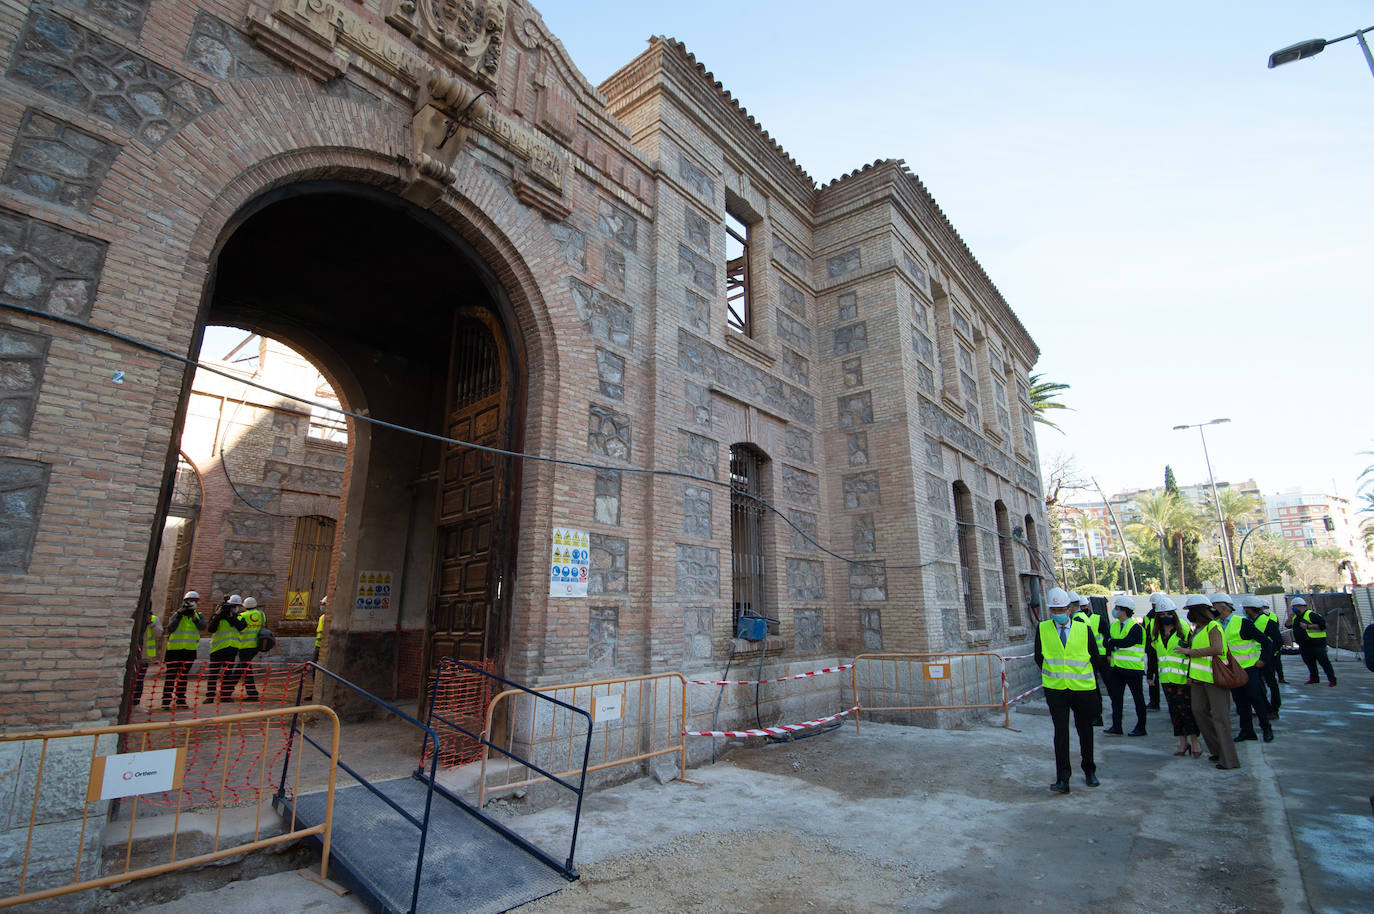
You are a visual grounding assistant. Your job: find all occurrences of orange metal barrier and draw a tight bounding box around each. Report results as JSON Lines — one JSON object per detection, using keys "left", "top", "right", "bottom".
{"left": 0, "top": 705, "right": 339, "bottom": 909}
{"left": 479, "top": 672, "right": 687, "bottom": 806}
{"left": 852, "top": 653, "right": 1012, "bottom": 728}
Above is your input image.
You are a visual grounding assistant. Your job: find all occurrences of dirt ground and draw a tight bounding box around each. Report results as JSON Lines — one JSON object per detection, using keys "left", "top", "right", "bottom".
{"left": 509, "top": 706, "right": 1306, "bottom": 914}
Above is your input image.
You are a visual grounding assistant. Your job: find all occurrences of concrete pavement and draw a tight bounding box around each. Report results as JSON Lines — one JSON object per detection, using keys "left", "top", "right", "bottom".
{"left": 87, "top": 653, "right": 1373, "bottom": 913}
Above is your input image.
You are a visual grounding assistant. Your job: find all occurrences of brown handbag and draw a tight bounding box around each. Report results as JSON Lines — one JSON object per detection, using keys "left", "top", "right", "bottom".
{"left": 1211, "top": 653, "right": 1248, "bottom": 688}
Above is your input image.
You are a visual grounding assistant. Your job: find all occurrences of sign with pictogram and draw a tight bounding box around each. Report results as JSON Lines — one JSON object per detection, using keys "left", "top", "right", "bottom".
{"left": 87, "top": 747, "right": 186, "bottom": 801}
{"left": 354, "top": 571, "right": 394, "bottom": 619}
{"left": 549, "top": 527, "right": 589, "bottom": 598}
{"left": 284, "top": 589, "right": 310, "bottom": 620}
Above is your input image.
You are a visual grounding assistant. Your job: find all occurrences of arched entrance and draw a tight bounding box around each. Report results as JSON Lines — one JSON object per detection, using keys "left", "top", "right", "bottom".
{"left": 164, "top": 182, "right": 525, "bottom": 707}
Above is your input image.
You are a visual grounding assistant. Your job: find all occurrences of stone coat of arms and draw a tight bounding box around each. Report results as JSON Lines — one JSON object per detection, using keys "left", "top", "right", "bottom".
{"left": 388, "top": 0, "right": 508, "bottom": 86}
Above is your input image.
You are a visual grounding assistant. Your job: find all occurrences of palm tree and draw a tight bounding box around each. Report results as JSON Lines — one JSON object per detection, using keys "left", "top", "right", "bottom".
{"left": 1127, "top": 491, "right": 1182, "bottom": 591}
{"left": 1070, "top": 512, "right": 1105, "bottom": 586}
{"left": 1028, "top": 373, "right": 1071, "bottom": 432}
{"left": 1213, "top": 488, "right": 1262, "bottom": 575}
{"left": 1169, "top": 503, "right": 1206, "bottom": 590}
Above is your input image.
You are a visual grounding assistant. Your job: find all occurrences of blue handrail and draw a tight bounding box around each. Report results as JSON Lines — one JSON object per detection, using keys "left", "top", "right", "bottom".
{"left": 277, "top": 662, "right": 441, "bottom": 914}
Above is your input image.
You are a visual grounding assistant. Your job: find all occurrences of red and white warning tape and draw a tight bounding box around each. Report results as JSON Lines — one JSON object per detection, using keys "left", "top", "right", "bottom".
{"left": 999, "top": 653, "right": 1034, "bottom": 662}
{"left": 686, "top": 663, "right": 855, "bottom": 687}
{"left": 684, "top": 706, "right": 859, "bottom": 739}
{"left": 1006, "top": 684, "right": 1044, "bottom": 705}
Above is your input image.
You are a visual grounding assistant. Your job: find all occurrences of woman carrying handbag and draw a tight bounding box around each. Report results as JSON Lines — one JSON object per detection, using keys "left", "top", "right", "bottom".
{"left": 1177, "top": 594, "right": 1241, "bottom": 770}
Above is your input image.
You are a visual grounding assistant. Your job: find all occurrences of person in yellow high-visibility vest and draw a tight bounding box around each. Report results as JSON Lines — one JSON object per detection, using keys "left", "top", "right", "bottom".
{"left": 1035, "top": 586, "right": 1103, "bottom": 794}
{"left": 1150, "top": 598, "right": 1201, "bottom": 758}
{"left": 313, "top": 595, "right": 327, "bottom": 664}
{"left": 1103, "top": 596, "right": 1147, "bottom": 737}
{"left": 1286, "top": 596, "right": 1337, "bottom": 686}
{"left": 130, "top": 602, "right": 163, "bottom": 705}
{"left": 1070, "top": 591, "right": 1106, "bottom": 727}
{"left": 1178, "top": 594, "right": 1240, "bottom": 770}
{"left": 1213, "top": 593, "right": 1274, "bottom": 744}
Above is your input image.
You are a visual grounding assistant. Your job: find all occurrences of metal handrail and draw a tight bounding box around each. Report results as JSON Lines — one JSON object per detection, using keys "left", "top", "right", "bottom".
{"left": 424, "top": 657, "right": 593, "bottom": 876}
{"left": 280, "top": 662, "right": 441, "bottom": 914}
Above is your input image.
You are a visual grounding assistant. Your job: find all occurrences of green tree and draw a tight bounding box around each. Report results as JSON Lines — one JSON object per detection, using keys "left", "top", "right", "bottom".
{"left": 1169, "top": 502, "right": 1207, "bottom": 591}
{"left": 1237, "top": 532, "right": 1295, "bottom": 590}
{"left": 1213, "top": 488, "right": 1262, "bottom": 579}
{"left": 1127, "top": 491, "right": 1183, "bottom": 591}
{"left": 1028, "top": 374, "right": 1072, "bottom": 431}
{"left": 1070, "top": 512, "right": 1105, "bottom": 586}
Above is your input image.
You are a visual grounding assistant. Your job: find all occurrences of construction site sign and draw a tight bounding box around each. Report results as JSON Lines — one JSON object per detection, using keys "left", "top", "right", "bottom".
{"left": 550, "top": 527, "right": 589, "bottom": 598}
{"left": 87, "top": 747, "right": 185, "bottom": 801}
{"left": 284, "top": 589, "right": 310, "bottom": 620}
{"left": 355, "top": 570, "right": 394, "bottom": 619}
{"left": 924, "top": 663, "right": 951, "bottom": 681}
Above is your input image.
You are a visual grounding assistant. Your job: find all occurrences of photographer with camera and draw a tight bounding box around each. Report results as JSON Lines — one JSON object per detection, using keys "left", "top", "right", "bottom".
{"left": 159, "top": 591, "right": 204, "bottom": 710}
{"left": 205, "top": 594, "right": 246, "bottom": 702}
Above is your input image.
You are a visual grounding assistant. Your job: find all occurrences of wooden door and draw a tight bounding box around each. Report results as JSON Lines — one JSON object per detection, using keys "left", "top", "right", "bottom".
{"left": 427, "top": 316, "right": 509, "bottom": 680}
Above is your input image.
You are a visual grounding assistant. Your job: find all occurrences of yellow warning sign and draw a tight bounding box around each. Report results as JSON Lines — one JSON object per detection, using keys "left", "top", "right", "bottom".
{"left": 285, "top": 590, "right": 310, "bottom": 620}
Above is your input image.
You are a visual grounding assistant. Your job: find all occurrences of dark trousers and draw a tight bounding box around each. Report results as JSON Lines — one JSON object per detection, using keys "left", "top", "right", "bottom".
{"left": 205, "top": 648, "right": 238, "bottom": 700}
{"left": 1300, "top": 642, "right": 1336, "bottom": 683}
{"left": 131, "top": 660, "right": 151, "bottom": 703}
{"left": 1088, "top": 660, "right": 1105, "bottom": 724}
{"left": 1259, "top": 662, "right": 1282, "bottom": 713}
{"left": 1232, "top": 665, "right": 1272, "bottom": 736}
{"left": 1107, "top": 668, "right": 1146, "bottom": 732}
{"left": 1045, "top": 687, "right": 1096, "bottom": 783}
{"left": 160, "top": 652, "right": 197, "bottom": 707}
{"left": 220, "top": 648, "right": 261, "bottom": 700}
{"left": 1145, "top": 648, "right": 1161, "bottom": 708}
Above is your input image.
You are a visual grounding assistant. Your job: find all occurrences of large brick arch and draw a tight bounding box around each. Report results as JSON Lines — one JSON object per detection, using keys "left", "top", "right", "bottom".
{"left": 84, "top": 78, "right": 574, "bottom": 702}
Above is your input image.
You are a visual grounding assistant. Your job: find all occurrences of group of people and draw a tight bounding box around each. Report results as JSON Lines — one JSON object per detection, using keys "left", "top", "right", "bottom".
{"left": 135, "top": 590, "right": 269, "bottom": 709}
{"left": 1034, "top": 586, "right": 1334, "bottom": 793}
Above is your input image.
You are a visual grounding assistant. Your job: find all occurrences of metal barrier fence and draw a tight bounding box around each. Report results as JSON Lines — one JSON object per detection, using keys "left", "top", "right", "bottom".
{"left": 0, "top": 705, "right": 338, "bottom": 909}
{"left": 428, "top": 658, "right": 591, "bottom": 876}
{"left": 852, "top": 653, "right": 1012, "bottom": 728}
{"left": 478, "top": 672, "right": 687, "bottom": 807}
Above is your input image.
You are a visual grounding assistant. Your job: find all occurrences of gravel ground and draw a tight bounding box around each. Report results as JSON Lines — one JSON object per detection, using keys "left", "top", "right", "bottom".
{"left": 508, "top": 705, "right": 1306, "bottom": 914}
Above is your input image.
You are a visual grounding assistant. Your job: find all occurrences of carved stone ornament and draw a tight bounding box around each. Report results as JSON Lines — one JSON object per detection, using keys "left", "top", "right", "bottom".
{"left": 386, "top": 0, "right": 508, "bottom": 88}
{"left": 402, "top": 69, "right": 490, "bottom": 207}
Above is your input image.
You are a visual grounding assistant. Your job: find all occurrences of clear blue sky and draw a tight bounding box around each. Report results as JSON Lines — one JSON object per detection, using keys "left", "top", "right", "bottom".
{"left": 532, "top": 0, "right": 1374, "bottom": 502}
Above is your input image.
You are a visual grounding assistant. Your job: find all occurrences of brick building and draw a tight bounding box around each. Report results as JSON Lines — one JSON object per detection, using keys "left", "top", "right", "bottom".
{"left": 149, "top": 334, "right": 344, "bottom": 641}
{"left": 0, "top": 0, "right": 1049, "bottom": 733}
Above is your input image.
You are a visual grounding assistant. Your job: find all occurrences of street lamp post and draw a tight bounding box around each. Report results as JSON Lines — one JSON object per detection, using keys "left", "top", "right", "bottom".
{"left": 1267, "top": 26, "right": 1374, "bottom": 80}
{"left": 1172, "top": 419, "right": 1237, "bottom": 593}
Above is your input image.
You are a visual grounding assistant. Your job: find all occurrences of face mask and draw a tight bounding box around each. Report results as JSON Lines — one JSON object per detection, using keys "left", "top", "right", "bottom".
{"left": 1051, "top": 613, "right": 1070, "bottom": 625}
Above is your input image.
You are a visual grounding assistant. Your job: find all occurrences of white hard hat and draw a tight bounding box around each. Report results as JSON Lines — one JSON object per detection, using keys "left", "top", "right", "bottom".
{"left": 1184, "top": 593, "right": 1212, "bottom": 609}
{"left": 1113, "top": 595, "right": 1135, "bottom": 612}
{"left": 1066, "top": 591, "right": 1080, "bottom": 604}
{"left": 227, "top": 594, "right": 243, "bottom": 606}
{"left": 183, "top": 591, "right": 200, "bottom": 601}
{"left": 242, "top": 597, "right": 258, "bottom": 609}
{"left": 320, "top": 596, "right": 328, "bottom": 605}
{"left": 1210, "top": 593, "right": 1234, "bottom": 606}
{"left": 1047, "top": 586, "right": 1072, "bottom": 609}
{"left": 1241, "top": 595, "right": 1266, "bottom": 609}
{"left": 1154, "top": 595, "right": 1177, "bottom": 612}
{"left": 1077, "top": 594, "right": 1091, "bottom": 607}
{"left": 1290, "top": 596, "right": 1306, "bottom": 607}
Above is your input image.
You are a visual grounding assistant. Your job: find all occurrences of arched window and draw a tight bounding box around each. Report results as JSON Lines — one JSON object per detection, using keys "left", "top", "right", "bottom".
{"left": 952, "top": 480, "right": 985, "bottom": 630}
{"left": 995, "top": 500, "right": 1021, "bottom": 626}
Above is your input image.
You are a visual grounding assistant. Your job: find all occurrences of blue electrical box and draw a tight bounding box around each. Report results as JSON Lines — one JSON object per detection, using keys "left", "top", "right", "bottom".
{"left": 735, "top": 614, "right": 769, "bottom": 641}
